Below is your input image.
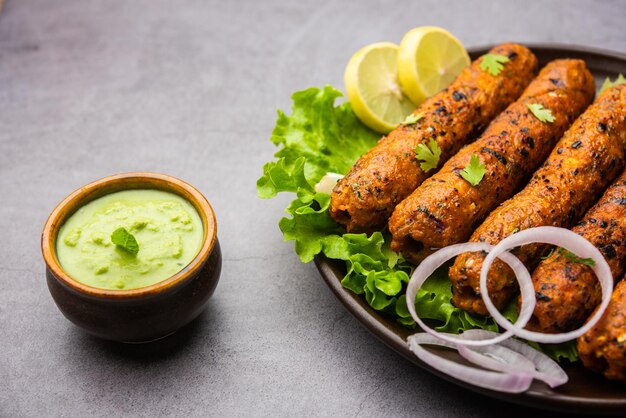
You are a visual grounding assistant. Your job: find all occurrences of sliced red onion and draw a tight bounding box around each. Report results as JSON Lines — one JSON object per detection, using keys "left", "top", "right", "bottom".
{"left": 314, "top": 172, "right": 343, "bottom": 194}
{"left": 407, "top": 333, "right": 533, "bottom": 393}
{"left": 480, "top": 226, "right": 613, "bottom": 344}
{"left": 405, "top": 242, "right": 535, "bottom": 347}
{"left": 456, "top": 342, "right": 536, "bottom": 374}
{"left": 461, "top": 329, "right": 568, "bottom": 388}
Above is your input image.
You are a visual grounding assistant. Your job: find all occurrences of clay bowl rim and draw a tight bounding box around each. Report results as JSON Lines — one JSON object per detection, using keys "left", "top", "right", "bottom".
{"left": 41, "top": 172, "right": 217, "bottom": 300}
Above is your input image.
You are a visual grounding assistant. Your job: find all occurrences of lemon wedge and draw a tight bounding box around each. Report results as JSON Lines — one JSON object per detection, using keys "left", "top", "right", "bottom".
{"left": 398, "top": 26, "right": 470, "bottom": 105}
{"left": 344, "top": 42, "right": 416, "bottom": 134}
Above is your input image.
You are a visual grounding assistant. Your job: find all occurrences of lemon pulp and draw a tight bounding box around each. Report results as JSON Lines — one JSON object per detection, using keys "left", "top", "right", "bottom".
{"left": 344, "top": 42, "right": 416, "bottom": 134}
{"left": 398, "top": 26, "right": 470, "bottom": 105}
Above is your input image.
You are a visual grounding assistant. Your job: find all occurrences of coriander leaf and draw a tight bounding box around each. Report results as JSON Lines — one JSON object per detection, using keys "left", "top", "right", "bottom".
{"left": 545, "top": 247, "right": 596, "bottom": 267}
{"left": 599, "top": 74, "right": 626, "bottom": 95}
{"left": 558, "top": 247, "right": 596, "bottom": 266}
{"left": 459, "top": 154, "right": 486, "bottom": 186}
{"left": 564, "top": 253, "right": 596, "bottom": 266}
{"left": 415, "top": 139, "right": 442, "bottom": 172}
{"left": 111, "top": 227, "right": 139, "bottom": 255}
{"left": 479, "top": 54, "right": 509, "bottom": 76}
{"left": 403, "top": 112, "right": 424, "bottom": 125}
{"left": 526, "top": 103, "right": 555, "bottom": 123}
{"left": 540, "top": 248, "right": 555, "bottom": 260}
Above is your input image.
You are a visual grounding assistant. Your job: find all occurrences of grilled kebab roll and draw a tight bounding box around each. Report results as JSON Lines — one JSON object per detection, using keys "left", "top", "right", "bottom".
{"left": 527, "top": 166, "right": 626, "bottom": 333}
{"left": 389, "top": 59, "right": 594, "bottom": 262}
{"left": 449, "top": 84, "right": 626, "bottom": 316}
{"left": 578, "top": 279, "right": 626, "bottom": 381}
{"left": 329, "top": 43, "right": 538, "bottom": 233}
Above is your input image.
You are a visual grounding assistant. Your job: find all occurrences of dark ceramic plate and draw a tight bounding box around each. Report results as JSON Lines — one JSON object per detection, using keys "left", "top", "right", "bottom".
{"left": 315, "top": 45, "right": 626, "bottom": 415}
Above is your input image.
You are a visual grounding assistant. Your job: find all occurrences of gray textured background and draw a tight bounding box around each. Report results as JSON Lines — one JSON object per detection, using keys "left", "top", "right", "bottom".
{"left": 1, "top": 0, "right": 625, "bottom": 416}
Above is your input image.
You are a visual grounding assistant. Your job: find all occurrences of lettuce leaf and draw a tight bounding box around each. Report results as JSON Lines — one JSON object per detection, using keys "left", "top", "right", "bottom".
{"left": 257, "top": 85, "right": 579, "bottom": 362}
{"left": 257, "top": 157, "right": 312, "bottom": 199}
{"left": 278, "top": 190, "right": 343, "bottom": 263}
{"left": 532, "top": 340, "right": 579, "bottom": 363}
{"left": 257, "top": 85, "right": 379, "bottom": 197}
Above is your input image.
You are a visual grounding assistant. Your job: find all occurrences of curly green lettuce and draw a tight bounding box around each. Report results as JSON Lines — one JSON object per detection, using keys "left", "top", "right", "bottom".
{"left": 257, "top": 85, "right": 379, "bottom": 198}
{"left": 257, "top": 85, "right": 578, "bottom": 361}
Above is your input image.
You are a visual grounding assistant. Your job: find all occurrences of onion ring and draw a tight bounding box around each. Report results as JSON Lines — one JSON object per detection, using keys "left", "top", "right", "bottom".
{"left": 461, "top": 330, "right": 568, "bottom": 387}
{"left": 456, "top": 343, "right": 536, "bottom": 374}
{"left": 407, "top": 333, "right": 533, "bottom": 393}
{"left": 479, "top": 226, "right": 613, "bottom": 344}
{"left": 405, "top": 242, "right": 535, "bottom": 347}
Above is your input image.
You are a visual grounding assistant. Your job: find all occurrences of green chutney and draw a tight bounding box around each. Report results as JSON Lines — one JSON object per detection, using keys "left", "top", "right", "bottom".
{"left": 56, "top": 189, "right": 204, "bottom": 290}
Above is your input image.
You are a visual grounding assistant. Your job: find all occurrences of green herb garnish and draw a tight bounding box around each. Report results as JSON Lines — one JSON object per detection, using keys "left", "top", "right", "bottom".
{"left": 459, "top": 154, "right": 486, "bottom": 186}
{"left": 403, "top": 112, "right": 424, "bottom": 125}
{"left": 415, "top": 138, "right": 442, "bottom": 172}
{"left": 558, "top": 247, "right": 596, "bottom": 266}
{"left": 256, "top": 85, "right": 579, "bottom": 362}
{"left": 111, "top": 227, "right": 139, "bottom": 255}
{"left": 599, "top": 74, "right": 626, "bottom": 95}
{"left": 526, "top": 103, "right": 555, "bottom": 123}
{"left": 541, "top": 247, "right": 595, "bottom": 266}
{"left": 540, "top": 248, "right": 554, "bottom": 260}
{"left": 479, "top": 54, "right": 509, "bottom": 76}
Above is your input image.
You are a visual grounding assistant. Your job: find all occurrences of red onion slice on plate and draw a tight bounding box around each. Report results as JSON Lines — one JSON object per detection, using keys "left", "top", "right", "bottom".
{"left": 402, "top": 227, "right": 595, "bottom": 392}
{"left": 456, "top": 343, "right": 536, "bottom": 374}
{"left": 480, "top": 226, "right": 613, "bottom": 344}
{"left": 405, "top": 242, "right": 536, "bottom": 347}
{"left": 407, "top": 333, "right": 534, "bottom": 393}
{"left": 461, "top": 330, "right": 568, "bottom": 388}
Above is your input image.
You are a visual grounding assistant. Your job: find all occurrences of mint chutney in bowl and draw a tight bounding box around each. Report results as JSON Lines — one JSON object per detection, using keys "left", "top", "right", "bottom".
{"left": 41, "top": 172, "right": 222, "bottom": 343}
{"left": 57, "top": 189, "right": 204, "bottom": 290}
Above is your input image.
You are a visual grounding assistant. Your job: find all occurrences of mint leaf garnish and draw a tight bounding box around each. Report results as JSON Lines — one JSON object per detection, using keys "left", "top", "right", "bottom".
{"left": 111, "top": 227, "right": 139, "bottom": 255}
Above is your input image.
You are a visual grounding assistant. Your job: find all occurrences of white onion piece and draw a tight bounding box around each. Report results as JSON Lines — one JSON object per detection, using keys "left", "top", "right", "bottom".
{"left": 405, "top": 242, "right": 535, "bottom": 347}
{"left": 480, "top": 226, "right": 613, "bottom": 344}
{"left": 314, "top": 172, "right": 343, "bottom": 194}
{"left": 461, "top": 329, "right": 568, "bottom": 388}
{"left": 407, "top": 333, "right": 533, "bottom": 393}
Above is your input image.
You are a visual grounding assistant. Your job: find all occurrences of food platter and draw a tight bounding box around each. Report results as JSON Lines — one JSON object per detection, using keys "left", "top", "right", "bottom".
{"left": 314, "top": 45, "right": 626, "bottom": 414}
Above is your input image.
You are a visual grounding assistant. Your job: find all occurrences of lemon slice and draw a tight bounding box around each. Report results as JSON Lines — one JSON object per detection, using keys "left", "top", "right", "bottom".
{"left": 344, "top": 42, "right": 416, "bottom": 134}
{"left": 398, "top": 26, "right": 470, "bottom": 105}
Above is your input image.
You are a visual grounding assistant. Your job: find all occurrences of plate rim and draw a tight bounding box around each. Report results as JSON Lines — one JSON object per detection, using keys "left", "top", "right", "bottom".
{"left": 469, "top": 42, "right": 626, "bottom": 61}
{"left": 314, "top": 44, "right": 626, "bottom": 414}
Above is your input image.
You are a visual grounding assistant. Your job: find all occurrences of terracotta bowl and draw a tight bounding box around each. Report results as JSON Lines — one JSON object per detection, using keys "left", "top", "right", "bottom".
{"left": 41, "top": 172, "right": 221, "bottom": 343}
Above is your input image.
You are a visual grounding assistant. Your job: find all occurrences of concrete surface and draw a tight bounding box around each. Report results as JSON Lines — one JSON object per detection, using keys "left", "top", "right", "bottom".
{"left": 0, "top": 0, "right": 624, "bottom": 416}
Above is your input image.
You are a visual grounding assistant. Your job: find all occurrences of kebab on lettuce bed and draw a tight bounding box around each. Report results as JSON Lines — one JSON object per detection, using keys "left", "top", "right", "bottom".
{"left": 257, "top": 41, "right": 626, "bottom": 390}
